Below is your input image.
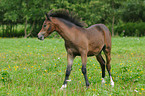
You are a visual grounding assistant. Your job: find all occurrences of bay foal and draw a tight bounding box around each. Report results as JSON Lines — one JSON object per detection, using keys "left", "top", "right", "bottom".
{"left": 38, "top": 9, "right": 114, "bottom": 89}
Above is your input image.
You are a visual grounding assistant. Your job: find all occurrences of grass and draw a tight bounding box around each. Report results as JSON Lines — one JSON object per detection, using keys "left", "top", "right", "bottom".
{"left": 0, "top": 37, "right": 145, "bottom": 96}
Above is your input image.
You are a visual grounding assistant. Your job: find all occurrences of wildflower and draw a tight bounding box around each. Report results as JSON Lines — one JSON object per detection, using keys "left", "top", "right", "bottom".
{"left": 139, "top": 93, "right": 141, "bottom": 94}
{"left": 89, "top": 77, "right": 91, "bottom": 79}
{"left": 2, "top": 77, "right": 4, "bottom": 79}
{"left": 134, "top": 89, "right": 138, "bottom": 92}
{"left": 140, "top": 71, "right": 143, "bottom": 74}
{"left": 28, "top": 45, "right": 30, "bottom": 47}
{"left": 141, "top": 88, "right": 144, "bottom": 91}
{"left": 80, "top": 81, "right": 81, "bottom": 83}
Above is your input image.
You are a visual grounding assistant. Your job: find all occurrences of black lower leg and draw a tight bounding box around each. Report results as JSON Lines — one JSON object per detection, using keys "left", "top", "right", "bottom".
{"left": 106, "top": 65, "right": 111, "bottom": 77}
{"left": 97, "top": 55, "right": 105, "bottom": 78}
{"left": 63, "top": 66, "right": 72, "bottom": 85}
{"left": 82, "top": 65, "right": 90, "bottom": 87}
{"left": 102, "top": 64, "right": 105, "bottom": 78}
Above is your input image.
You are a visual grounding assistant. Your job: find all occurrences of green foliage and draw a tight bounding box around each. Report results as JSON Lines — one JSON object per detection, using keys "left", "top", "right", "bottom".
{"left": 115, "top": 22, "right": 145, "bottom": 36}
{"left": 0, "top": 37, "right": 145, "bottom": 95}
{"left": 0, "top": 0, "right": 145, "bottom": 37}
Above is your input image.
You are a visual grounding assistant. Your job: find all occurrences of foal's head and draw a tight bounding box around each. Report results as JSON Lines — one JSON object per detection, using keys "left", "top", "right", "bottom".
{"left": 38, "top": 13, "right": 55, "bottom": 40}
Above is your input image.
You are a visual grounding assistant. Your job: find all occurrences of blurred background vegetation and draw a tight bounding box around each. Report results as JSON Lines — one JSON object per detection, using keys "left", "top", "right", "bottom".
{"left": 0, "top": 0, "right": 145, "bottom": 38}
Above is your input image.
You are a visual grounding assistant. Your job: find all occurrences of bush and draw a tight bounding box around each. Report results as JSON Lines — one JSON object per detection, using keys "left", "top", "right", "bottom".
{"left": 115, "top": 22, "right": 145, "bottom": 36}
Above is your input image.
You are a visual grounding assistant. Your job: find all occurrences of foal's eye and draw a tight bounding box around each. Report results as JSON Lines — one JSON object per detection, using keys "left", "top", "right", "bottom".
{"left": 44, "top": 25, "right": 47, "bottom": 27}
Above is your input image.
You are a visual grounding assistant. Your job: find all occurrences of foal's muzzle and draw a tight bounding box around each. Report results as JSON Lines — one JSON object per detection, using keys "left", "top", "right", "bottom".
{"left": 38, "top": 35, "right": 44, "bottom": 40}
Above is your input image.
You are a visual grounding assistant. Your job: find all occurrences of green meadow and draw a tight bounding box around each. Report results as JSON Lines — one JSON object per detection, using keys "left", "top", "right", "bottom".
{"left": 0, "top": 37, "right": 145, "bottom": 96}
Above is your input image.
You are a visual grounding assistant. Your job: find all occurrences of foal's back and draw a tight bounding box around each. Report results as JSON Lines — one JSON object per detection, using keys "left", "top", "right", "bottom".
{"left": 85, "top": 24, "right": 111, "bottom": 56}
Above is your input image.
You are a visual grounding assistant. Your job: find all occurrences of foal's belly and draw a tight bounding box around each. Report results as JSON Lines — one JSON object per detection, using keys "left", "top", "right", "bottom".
{"left": 87, "top": 49, "right": 101, "bottom": 56}
{"left": 72, "top": 48, "right": 101, "bottom": 57}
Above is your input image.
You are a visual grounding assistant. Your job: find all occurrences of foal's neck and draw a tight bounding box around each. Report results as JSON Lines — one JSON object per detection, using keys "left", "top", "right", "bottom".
{"left": 53, "top": 18, "right": 77, "bottom": 41}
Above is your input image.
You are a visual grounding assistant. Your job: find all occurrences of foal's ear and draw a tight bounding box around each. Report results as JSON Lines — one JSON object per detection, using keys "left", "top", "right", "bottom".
{"left": 45, "top": 13, "right": 51, "bottom": 21}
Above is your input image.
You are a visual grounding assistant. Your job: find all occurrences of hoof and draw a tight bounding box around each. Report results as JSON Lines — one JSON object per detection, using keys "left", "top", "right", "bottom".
{"left": 60, "top": 84, "right": 67, "bottom": 90}
{"left": 101, "top": 78, "right": 105, "bottom": 87}
{"left": 111, "top": 81, "right": 114, "bottom": 87}
{"left": 86, "top": 86, "right": 90, "bottom": 89}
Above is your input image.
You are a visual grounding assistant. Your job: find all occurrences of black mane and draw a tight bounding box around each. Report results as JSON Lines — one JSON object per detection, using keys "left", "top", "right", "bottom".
{"left": 49, "top": 9, "right": 87, "bottom": 27}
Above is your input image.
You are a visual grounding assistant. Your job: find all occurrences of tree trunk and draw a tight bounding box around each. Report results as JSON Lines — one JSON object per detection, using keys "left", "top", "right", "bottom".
{"left": 24, "top": 18, "right": 28, "bottom": 38}
{"left": 24, "top": 19, "right": 35, "bottom": 38}
{"left": 112, "top": 16, "right": 115, "bottom": 36}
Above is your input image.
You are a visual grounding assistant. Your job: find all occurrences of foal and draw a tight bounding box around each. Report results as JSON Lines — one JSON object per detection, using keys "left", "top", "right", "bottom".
{"left": 38, "top": 9, "right": 114, "bottom": 89}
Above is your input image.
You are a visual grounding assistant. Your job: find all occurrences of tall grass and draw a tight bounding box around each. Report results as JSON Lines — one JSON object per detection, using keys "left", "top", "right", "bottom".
{"left": 0, "top": 37, "right": 145, "bottom": 95}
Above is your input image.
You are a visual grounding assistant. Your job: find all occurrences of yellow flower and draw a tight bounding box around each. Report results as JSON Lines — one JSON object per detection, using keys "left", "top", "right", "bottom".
{"left": 80, "top": 81, "right": 81, "bottom": 83}
{"left": 140, "top": 71, "right": 143, "bottom": 74}
{"left": 89, "top": 77, "right": 91, "bottom": 79}
{"left": 2, "top": 77, "right": 4, "bottom": 79}
{"left": 45, "top": 70, "right": 47, "bottom": 72}
{"left": 141, "top": 88, "right": 144, "bottom": 90}
{"left": 139, "top": 93, "right": 141, "bottom": 94}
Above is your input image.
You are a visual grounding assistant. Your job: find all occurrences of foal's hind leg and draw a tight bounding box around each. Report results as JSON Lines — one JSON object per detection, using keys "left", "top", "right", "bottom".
{"left": 103, "top": 48, "right": 114, "bottom": 87}
{"left": 96, "top": 54, "right": 106, "bottom": 85}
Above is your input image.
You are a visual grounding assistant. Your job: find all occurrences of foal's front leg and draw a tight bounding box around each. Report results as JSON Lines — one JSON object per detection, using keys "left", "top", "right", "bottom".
{"left": 60, "top": 53, "right": 75, "bottom": 89}
{"left": 81, "top": 53, "right": 90, "bottom": 88}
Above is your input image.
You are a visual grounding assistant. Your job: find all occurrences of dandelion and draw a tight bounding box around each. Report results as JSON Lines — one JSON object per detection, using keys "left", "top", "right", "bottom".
{"left": 139, "top": 93, "right": 141, "bottom": 94}
{"left": 28, "top": 45, "right": 30, "bottom": 47}
{"left": 140, "top": 71, "right": 143, "bottom": 74}
{"left": 2, "top": 77, "right": 4, "bottom": 79}
{"left": 45, "top": 70, "right": 47, "bottom": 72}
{"left": 141, "top": 88, "right": 144, "bottom": 91}
{"left": 89, "top": 77, "right": 91, "bottom": 79}
{"left": 8, "top": 65, "right": 11, "bottom": 68}
{"left": 80, "top": 81, "right": 81, "bottom": 83}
